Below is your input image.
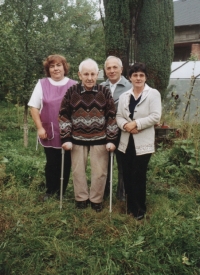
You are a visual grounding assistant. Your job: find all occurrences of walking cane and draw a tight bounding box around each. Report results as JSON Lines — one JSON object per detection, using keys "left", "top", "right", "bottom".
{"left": 109, "top": 151, "right": 114, "bottom": 214}
{"left": 60, "top": 148, "right": 65, "bottom": 211}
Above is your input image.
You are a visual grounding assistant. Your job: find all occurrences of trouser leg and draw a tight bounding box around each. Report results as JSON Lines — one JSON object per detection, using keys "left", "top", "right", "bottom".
{"left": 120, "top": 146, "right": 134, "bottom": 210}
{"left": 104, "top": 157, "right": 111, "bottom": 198}
{"left": 62, "top": 150, "right": 71, "bottom": 195}
{"left": 121, "top": 136, "right": 151, "bottom": 217}
{"left": 131, "top": 153, "right": 151, "bottom": 216}
{"left": 90, "top": 145, "right": 109, "bottom": 203}
{"left": 71, "top": 145, "right": 89, "bottom": 201}
{"left": 116, "top": 150, "right": 125, "bottom": 200}
{"left": 44, "top": 147, "right": 71, "bottom": 195}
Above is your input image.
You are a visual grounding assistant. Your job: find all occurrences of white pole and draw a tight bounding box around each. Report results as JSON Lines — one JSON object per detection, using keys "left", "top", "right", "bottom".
{"left": 60, "top": 148, "right": 65, "bottom": 211}
{"left": 109, "top": 152, "right": 114, "bottom": 213}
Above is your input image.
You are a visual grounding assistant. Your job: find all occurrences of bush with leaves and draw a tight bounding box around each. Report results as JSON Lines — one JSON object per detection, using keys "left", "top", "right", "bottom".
{"left": 148, "top": 138, "right": 200, "bottom": 186}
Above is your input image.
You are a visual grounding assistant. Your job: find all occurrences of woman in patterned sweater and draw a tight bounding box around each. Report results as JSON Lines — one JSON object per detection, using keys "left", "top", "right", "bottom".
{"left": 59, "top": 58, "right": 118, "bottom": 212}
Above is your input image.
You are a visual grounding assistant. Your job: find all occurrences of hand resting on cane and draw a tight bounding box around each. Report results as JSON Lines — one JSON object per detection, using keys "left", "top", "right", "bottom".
{"left": 62, "top": 142, "right": 73, "bottom": 150}
{"left": 106, "top": 143, "right": 116, "bottom": 152}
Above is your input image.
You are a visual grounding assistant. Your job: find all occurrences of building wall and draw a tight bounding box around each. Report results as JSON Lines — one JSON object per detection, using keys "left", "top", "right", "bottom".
{"left": 191, "top": 44, "right": 200, "bottom": 60}
{"left": 174, "top": 25, "right": 200, "bottom": 44}
{"left": 174, "top": 25, "right": 200, "bottom": 61}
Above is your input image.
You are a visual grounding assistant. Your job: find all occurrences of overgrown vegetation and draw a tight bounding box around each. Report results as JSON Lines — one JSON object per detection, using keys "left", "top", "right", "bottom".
{"left": 1, "top": 102, "right": 200, "bottom": 274}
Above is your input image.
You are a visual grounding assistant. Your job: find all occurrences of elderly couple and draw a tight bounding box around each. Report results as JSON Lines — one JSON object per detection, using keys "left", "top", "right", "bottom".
{"left": 28, "top": 55, "right": 161, "bottom": 220}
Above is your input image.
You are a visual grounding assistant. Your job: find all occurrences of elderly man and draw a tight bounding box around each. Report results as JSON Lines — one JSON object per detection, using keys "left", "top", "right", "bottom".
{"left": 59, "top": 58, "right": 118, "bottom": 212}
{"left": 101, "top": 56, "right": 132, "bottom": 201}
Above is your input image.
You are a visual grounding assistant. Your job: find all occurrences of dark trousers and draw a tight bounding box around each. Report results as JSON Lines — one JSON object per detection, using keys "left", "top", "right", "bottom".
{"left": 104, "top": 150, "right": 125, "bottom": 199}
{"left": 44, "top": 147, "right": 71, "bottom": 195}
{"left": 121, "top": 136, "right": 151, "bottom": 217}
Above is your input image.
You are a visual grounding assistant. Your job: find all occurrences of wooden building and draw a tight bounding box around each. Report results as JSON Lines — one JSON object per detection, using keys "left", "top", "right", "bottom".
{"left": 174, "top": 0, "right": 200, "bottom": 61}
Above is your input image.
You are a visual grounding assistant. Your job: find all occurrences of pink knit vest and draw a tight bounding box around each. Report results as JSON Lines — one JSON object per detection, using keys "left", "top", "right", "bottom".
{"left": 39, "top": 78, "right": 76, "bottom": 148}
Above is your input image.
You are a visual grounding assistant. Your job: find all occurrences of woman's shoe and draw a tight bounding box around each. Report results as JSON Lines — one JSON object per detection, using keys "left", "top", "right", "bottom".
{"left": 134, "top": 214, "right": 144, "bottom": 221}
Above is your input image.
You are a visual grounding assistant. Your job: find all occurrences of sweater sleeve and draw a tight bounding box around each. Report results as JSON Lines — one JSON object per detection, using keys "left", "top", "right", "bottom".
{"left": 58, "top": 87, "right": 73, "bottom": 143}
{"left": 104, "top": 88, "right": 119, "bottom": 145}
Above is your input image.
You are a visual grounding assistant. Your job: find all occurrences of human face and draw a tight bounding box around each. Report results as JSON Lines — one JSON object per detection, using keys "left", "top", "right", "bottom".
{"left": 104, "top": 58, "right": 123, "bottom": 84}
{"left": 129, "top": 71, "right": 146, "bottom": 90}
{"left": 49, "top": 61, "right": 65, "bottom": 81}
{"left": 78, "top": 66, "right": 98, "bottom": 91}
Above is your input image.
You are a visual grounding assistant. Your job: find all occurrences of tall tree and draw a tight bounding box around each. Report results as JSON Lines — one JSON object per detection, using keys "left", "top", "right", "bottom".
{"left": 0, "top": 0, "right": 50, "bottom": 146}
{"left": 103, "top": 0, "right": 141, "bottom": 77}
{"left": 57, "top": 1, "right": 105, "bottom": 77}
{"left": 103, "top": 0, "right": 174, "bottom": 95}
{"left": 135, "top": 0, "right": 174, "bottom": 97}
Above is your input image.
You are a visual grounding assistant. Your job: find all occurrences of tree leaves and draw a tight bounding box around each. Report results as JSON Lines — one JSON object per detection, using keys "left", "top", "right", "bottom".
{"left": 0, "top": 0, "right": 105, "bottom": 103}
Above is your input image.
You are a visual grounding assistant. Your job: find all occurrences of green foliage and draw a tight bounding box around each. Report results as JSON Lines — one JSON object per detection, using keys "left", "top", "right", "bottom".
{"left": 0, "top": 0, "right": 105, "bottom": 103}
{"left": 169, "top": 139, "right": 200, "bottom": 178}
{"left": 0, "top": 0, "right": 48, "bottom": 104}
{"left": 0, "top": 101, "right": 34, "bottom": 130}
{"left": 103, "top": 0, "right": 130, "bottom": 55}
{"left": 148, "top": 137, "right": 200, "bottom": 186}
{"left": 136, "top": 0, "right": 174, "bottom": 97}
{"left": 3, "top": 146, "right": 45, "bottom": 187}
{"left": 0, "top": 131, "right": 45, "bottom": 188}
{"left": 0, "top": 102, "right": 45, "bottom": 186}
{"left": 188, "top": 53, "right": 198, "bottom": 61}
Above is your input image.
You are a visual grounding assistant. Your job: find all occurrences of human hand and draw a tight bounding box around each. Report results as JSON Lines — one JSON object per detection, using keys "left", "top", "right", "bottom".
{"left": 124, "top": 121, "right": 137, "bottom": 132}
{"left": 106, "top": 143, "right": 116, "bottom": 152}
{"left": 38, "top": 127, "right": 47, "bottom": 139}
{"left": 130, "top": 128, "right": 139, "bottom": 134}
{"left": 62, "top": 142, "right": 73, "bottom": 150}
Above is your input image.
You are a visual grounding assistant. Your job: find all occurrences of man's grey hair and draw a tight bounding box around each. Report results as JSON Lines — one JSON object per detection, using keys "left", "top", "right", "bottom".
{"left": 104, "top": 56, "right": 123, "bottom": 68}
{"left": 79, "top": 58, "right": 99, "bottom": 73}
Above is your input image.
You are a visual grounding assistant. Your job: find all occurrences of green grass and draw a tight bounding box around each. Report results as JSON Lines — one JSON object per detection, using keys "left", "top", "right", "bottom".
{"left": 0, "top": 103, "right": 200, "bottom": 275}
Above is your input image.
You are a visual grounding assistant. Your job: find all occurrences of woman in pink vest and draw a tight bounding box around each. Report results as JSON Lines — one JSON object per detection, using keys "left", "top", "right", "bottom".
{"left": 28, "top": 54, "right": 76, "bottom": 201}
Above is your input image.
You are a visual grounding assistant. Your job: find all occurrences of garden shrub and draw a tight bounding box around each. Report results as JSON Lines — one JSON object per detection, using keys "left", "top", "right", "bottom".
{"left": 148, "top": 139, "right": 200, "bottom": 186}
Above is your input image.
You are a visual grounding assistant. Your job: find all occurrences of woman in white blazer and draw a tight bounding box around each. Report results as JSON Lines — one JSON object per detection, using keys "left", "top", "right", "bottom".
{"left": 116, "top": 63, "right": 162, "bottom": 220}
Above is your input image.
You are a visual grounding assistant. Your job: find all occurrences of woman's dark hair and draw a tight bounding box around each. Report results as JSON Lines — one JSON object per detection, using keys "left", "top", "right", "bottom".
{"left": 128, "top": 62, "right": 148, "bottom": 78}
{"left": 43, "top": 54, "right": 70, "bottom": 77}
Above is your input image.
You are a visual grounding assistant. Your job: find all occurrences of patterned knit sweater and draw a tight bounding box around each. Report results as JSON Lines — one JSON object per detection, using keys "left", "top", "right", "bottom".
{"left": 59, "top": 83, "right": 119, "bottom": 146}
